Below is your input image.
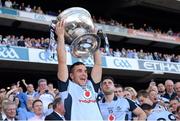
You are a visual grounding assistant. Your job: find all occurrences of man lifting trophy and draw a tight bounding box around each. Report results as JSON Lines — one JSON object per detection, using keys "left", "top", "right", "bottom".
{"left": 51, "top": 7, "right": 106, "bottom": 120}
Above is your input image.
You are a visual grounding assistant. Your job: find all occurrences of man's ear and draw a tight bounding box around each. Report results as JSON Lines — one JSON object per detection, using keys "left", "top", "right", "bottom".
{"left": 70, "top": 73, "right": 73, "bottom": 80}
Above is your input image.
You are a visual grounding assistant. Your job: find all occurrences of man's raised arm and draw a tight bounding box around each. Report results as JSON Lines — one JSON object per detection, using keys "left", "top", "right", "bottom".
{"left": 91, "top": 49, "right": 102, "bottom": 83}
{"left": 56, "top": 20, "right": 69, "bottom": 82}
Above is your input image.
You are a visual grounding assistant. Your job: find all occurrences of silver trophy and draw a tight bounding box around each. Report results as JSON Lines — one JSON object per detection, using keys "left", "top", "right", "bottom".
{"left": 50, "top": 7, "right": 101, "bottom": 58}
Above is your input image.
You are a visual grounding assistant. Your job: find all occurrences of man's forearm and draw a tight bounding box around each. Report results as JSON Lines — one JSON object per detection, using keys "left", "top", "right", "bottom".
{"left": 94, "top": 49, "right": 101, "bottom": 66}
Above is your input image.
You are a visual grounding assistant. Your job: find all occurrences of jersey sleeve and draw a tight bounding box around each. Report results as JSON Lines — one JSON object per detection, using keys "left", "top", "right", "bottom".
{"left": 126, "top": 98, "right": 138, "bottom": 111}
{"left": 57, "top": 79, "right": 69, "bottom": 92}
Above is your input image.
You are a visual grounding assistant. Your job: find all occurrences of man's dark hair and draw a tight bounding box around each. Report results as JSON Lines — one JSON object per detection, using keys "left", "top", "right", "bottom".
{"left": 32, "top": 99, "right": 43, "bottom": 108}
{"left": 52, "top": 97, "right": 62, "bottom": 109}
{"left": 102, "top": 76, "right": 114, "bottom": 83}
{"left": 137, "top": 90, "right": 148, "bottom": 98}
{"left": 69, "top": 62, "right": 85, "bottom": 73}
{"left": 141, "top": 103, "right": 153, "bottom": 110}
{"left": 114, "top": 84, "right": 123, "bottom": 88}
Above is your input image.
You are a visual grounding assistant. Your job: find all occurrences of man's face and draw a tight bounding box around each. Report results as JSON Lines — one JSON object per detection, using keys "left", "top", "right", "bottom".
{"left": 138, "top": 96, "right": 146, "bottom": 105}
{"left": 123, "top": 91, "right": 132, "bottom": 99}
{"left": 175, "top": 82, "right": 180, "bottom": 96}
{"left": 57, "top": 102, "right": 65, "bottom": 115}
{"left": 5, "top": 104, "right": 16, "bottom": 119}
{"left": 169, "top": 99, "right": 179, "bottom": 112}
{"left": 39, "top": 81, "right": 47, "bottom": 91}
{"left": 165, "top": 80, "right": 174, "bottom": 92}
{"left": 27, "top": 84, "right": 34, "bottom": 92}
{"left": 70, "top": 65, "right": 88, "bottom": 86}
{"left": 157, "top": 83, "right": 165, "bottom": 92}
{"left": 114, "top": 87, "right": 124, "bottom": 97}
{"left": 149, "top": 91, "right": 158, "bottom": 103}
{"left": 101, "top": 79, "right": 115, "bottom": 95}
{"left": 33, "top": 101, "right": 43, "bottom": 116}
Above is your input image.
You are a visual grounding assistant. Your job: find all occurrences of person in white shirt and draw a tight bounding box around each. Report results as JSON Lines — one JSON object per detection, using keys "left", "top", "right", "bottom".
{"left": 4, "top": 0, "right": 12, "bottom": 8}
{"left": 141, "top": 103, "right": 176, "bottom": 121}
{"left": 34, "top": 79, "right": 54, "bottom": 114}
{"left": 98, "top": 76, "right": 146, "bottom": 121}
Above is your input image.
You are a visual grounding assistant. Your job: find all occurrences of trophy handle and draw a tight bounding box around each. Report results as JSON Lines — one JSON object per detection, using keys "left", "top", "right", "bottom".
{"left": 49, "top": 20, "right": 57, "bottom": 50}
{"left": 97, "top": 29, "right": 110, "bottom": 55}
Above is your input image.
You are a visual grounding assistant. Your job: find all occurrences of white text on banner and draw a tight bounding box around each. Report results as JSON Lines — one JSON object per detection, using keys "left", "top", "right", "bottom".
{"left": 105, "top": 56, "right": 139, "bottom": 70}
{"left": 28, "top": 48, "right": 72, "bottom": 65}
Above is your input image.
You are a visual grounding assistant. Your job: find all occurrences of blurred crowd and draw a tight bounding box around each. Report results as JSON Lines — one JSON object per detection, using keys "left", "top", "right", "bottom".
{"left": 0, "top": 34, "right": 180, "bottom": 63}
{"left": 0, "top": 0, "right": 180, "bottom": 38}
{"left": 0, "top": 78, "right": 179, "bottom": 120}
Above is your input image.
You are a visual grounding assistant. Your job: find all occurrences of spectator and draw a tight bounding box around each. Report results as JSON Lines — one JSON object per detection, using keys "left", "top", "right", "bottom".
{"left": 12, "top": 1, "right": 19, "bottom": 9}
{"left": 169, "top": 99, "right": 179, "bottom": 114}
{"left": 0, "top": 0, "right": 2, "bottom": 7}
{"left": 163, "top": 79, "right": 176, "bottom": 100}
{"left": 176, "top": 106, "right": 180, "bottom": 120}
{"left": 157, "top": 83, "right": 166, "bottom": 96}
{"left": 114, "top": 84, "right": 124, "bottom": 97}
{"left": 114, "top": 48, "right": 121, "bottom": 57}
{"left": 17, "top": 35, "right": 25, "bottom": 47}
{"left": 6, "top": 82, "right": 28, "bottom": 109}
{"left": 175, "top": 82, "right": 180, "bottom": 102}
{"left": 19, "top": 2, "right": 25, "bottom": 10}
{"left": 28, "top": 99, "right": 45, "bottom": 121}
{"left": 31, "top": 6, "right": 37, "bottom": 13}
{"left": 141, "top": 103, "right": 176, "bottom": 121}
{"left": 45, "top": 97, "right": 65, "bottom": 121}
{"left": 25, "top": 4, "right": 31, "bottom": 12}
{"left": 34, "top": 79, "right": 54, "bottom": 114}
{"left": 17, "top": 96, "right": 35, "bottom": 120}
{"left": 21, "top": 79, "right": 36, "bottom": 98}
{"left": 0, "top": 98, "right": 9, "bottom": 120}
{"left": 2, "top": 101, "right": 17, "bottom": 121}
{"left": 124, "top": 86, "right": 137, "bottom": 101}
{"left": 47, "top": 83, "right": 55, "bottom": 97}
{"left": 148, "top": 90, "right": 167, "bottom": 111}
{"left": 56, "top": 20, "right": 103, "bottom": 120}
{"left": 4, "top": 0, "right": 12, "bottom": 8}
{"left": 137, "top": 90, "right": 152, "bottom": 106}
{"left": 98, "top": 76, "right": 146, "bottom": 121}
{"left": 36, "top": 6, "right": 44, "bottom": 14}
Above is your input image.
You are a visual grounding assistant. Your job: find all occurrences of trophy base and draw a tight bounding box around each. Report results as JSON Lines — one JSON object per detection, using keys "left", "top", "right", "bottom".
{"left": 70, "top": 33, "right": 101, "bottom": 58}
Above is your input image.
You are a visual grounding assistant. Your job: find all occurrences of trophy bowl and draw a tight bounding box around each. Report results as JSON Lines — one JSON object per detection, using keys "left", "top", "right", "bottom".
{"left": 56, "top": 7, "right": 101, "bottom": 58}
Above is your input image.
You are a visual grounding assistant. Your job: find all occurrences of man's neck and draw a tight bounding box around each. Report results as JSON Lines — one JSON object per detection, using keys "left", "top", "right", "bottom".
{"left": 54, "top": 109, "right": 64, "bottom": 116}
{"left": 7, "top": 117, "right": 15, "bottom": 121}
{"left": 167, "top": 91, "right": 173, "bottom": 95}
{"left": 105, "top": 93, "right": 115, "bottom": 103}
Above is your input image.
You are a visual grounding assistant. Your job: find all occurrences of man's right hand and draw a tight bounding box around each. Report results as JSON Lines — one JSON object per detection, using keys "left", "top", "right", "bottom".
{"left": 55, "top": 20, "right": 65, "bottom": 42}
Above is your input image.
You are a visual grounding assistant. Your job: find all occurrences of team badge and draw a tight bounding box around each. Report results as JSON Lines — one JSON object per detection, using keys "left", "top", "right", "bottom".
{"left": 108, "top": 114, "right": 116, "bottom": 121}
{"left": 83, "top": 89, "right": 92, "bottom": 99}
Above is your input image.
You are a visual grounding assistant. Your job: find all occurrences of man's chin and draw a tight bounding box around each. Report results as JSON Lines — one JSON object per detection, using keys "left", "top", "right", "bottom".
{"left": 104, "top": 91, "right": 114, "bottom": 95}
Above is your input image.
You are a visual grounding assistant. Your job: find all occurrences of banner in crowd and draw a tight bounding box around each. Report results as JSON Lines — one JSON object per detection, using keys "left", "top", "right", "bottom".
{"left": 138, "top": 60, "right": 180, "bottom": 74}
{"left": 28, "top": 48, "right": 72, "bottom": 65}
{"left": 71, "top": 56, "right": 107, "bottom": 68}
{"left": 18, "top": 11, "right": 56, "bottom": 22}
{"left": 0, "top": 8, "right": 17, "bottom": 15}
{"left": 0, "top": 45, "right": 28, "bottom": 61}
{"left": 104, "top": 56, "right": 139, "bottom": 70}
{"left": 1, "top": 46, "right": 180, "bottom": 75}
